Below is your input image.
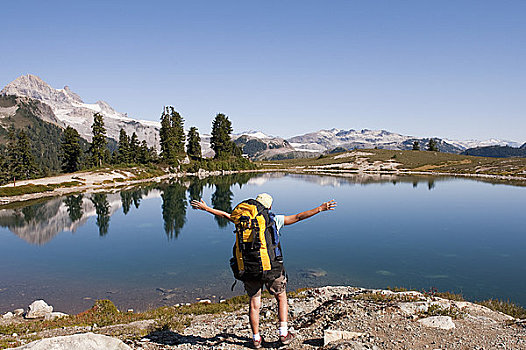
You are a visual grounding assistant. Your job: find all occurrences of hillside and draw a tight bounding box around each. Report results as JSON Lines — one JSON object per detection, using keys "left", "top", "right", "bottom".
{"left": 1, "top": 75, "right": 160, "bottom": 148}
{"left": 462, "top": 145, "right": 526, "bottom": 158}
{"left": 259, "top": 149, "right": 526, "bottom": 181}
{"left": 0, "top": 95, "right": 91, "bottom": 177}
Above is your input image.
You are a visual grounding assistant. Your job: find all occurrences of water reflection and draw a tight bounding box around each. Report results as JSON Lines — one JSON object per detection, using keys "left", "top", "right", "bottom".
{"left": 0, "top": 172, "right": 520, "bottom": 245}
{"left": 64, "top": 195, "right": 84, "bottom": 222}
{"left": 160, "top": 182, "right": 187, "bottom": 239}
{"left": 90, "top": 193, "right": 110, "bottom": 236}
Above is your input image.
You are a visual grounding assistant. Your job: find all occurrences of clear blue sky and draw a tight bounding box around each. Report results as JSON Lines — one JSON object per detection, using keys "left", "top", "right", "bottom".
{"left": 1, "top": 0, "right": 525, "bottom": 143}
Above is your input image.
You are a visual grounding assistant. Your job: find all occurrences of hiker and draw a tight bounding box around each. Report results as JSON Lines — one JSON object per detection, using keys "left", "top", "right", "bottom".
{"left": 191, "top": 193, "right": 337, "bottom": 348}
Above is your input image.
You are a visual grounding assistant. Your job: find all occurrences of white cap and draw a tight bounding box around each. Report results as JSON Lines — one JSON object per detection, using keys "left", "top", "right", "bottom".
{"left": 255, "top": 193, "right": 273, "bottom": 209}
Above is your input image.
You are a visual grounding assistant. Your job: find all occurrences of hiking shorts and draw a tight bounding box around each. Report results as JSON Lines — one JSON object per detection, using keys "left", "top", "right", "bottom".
{"left": 243, "top": 274, "right": 287, "bottom": 298}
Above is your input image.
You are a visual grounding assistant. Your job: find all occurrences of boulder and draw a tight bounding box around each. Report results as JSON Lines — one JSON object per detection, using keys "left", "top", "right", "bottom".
{"left": 324, "top": 330, "right": 364, "bottom": 346}
{"left": 2, "top": 312, "right": 14, "bottom": 319}
{"left": 44, "top": 312, "right": 68, "bottom": 321}
{"left": 9, "top": 332, "right": 131, "bottom": 349}
{"left": 25, "top": 300, "right": 53, "bottom": 319}
{"left": 417, "top": 316, "right": 456, "bottom": 330}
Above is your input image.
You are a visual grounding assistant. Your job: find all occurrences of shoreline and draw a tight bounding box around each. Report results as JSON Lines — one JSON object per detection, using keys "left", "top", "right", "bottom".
{"left": 1, "top": 167, "right": 525, "bottom": 207}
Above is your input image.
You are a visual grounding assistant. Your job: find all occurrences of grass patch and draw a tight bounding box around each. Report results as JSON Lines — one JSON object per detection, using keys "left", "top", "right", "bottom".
{"left": 387, "top": 286, "right": 408, "bottom": 292}
{"left": 477, "top": 299, "right": 526, "bottom": 319}
{"left": 352, "top": 292, "right": 421, "bottom": 303}
{"left": 420, "top": 304, "right": 464, "bottom": 319}
{"left": 0, "top": 184, "right": 54, "bottom": 196}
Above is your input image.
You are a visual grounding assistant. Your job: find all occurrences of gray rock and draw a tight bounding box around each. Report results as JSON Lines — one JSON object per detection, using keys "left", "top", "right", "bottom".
{"left": 9, "top": 332, "right": 131, "bottom": 349}
{"left": 324, "top": 330, "right": 364, "bottom": 346}
{"left": 329, "top": 340, "right": 380, "bottom": 350}
{"left": 44, "top": 312, "right": 68, "bottom": 321}
{"left": 25, "top": 300, "right": 53, "bottom": 319}
{"left": 13, "top": 309, "right": 24, "bottom": 316}
{"left": 417, "top": 316, "right": 456, "bottom": 330}
{"left": 291, "top": 306, "right": 306, "bottom": 318}
{"left": 3, "top": 312, "right": 14, "bottom": 319}
{"left": 397, "top": 302, "right": 429, "bottom": 315}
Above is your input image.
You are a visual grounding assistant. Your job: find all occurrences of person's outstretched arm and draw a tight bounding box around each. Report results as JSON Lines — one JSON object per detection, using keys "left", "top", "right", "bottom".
{"left": 191, "top": 199, "right": 234, "bottom": 223}
{"left": 284, "top": 199, "right": 337, "bottom": 225}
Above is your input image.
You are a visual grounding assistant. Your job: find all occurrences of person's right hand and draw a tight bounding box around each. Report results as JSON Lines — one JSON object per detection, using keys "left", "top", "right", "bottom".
{"left": 191, "top": 199, "right": 208, "bottom": 211}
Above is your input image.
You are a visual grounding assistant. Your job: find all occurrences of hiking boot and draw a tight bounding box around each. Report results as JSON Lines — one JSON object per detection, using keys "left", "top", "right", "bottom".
{"left": 279, "top": 332, "right": 294, "bottom": 345}
{"left": 252, "top": 337, "right": 263, "bottom": 349}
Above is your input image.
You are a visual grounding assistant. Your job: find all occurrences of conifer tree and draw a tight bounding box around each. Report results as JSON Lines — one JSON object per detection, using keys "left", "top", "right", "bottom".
{"left": 61, "top": 126, "right": 83, "bottom": 172}
{"left": 210, "top": 113, "right": 234, "bottom": 159}
{"left": 159, "top": 106, "right": 185, "bottom": 163}
{"left": 187, "top": 127, "right": 202, "bottom": 160}
{"left": 129, "top": 132, "right": 140, "bottom": 163}
{"left": 412, "top": 141, "right": 420, "bottom": 151}
{"left": 89, "top": 113, "right": 107, "bottom": 167}
{"left": 139, "top": 140, "right": 150, "bottom": 164}
{"left": 170, "top": 108, "right": 185, "bottom": 155}
{"left": 427, "top": 138, "right": 438, "bottom": 152}
{"left": 9, "top": 129, "right": 38, "bottom": 180}
{"left": 117, "top": 129, "right": 130, "bottom": 164}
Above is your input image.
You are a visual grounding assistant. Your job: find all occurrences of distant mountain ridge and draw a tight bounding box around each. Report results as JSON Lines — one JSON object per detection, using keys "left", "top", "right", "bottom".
{"left": 1, "top": 75, "right": 521, "bottom": 160}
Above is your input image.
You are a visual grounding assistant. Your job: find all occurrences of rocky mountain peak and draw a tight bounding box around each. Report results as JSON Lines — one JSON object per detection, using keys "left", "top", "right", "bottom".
{"left": 1, "top": 74, "right": 161, "bottom": 147}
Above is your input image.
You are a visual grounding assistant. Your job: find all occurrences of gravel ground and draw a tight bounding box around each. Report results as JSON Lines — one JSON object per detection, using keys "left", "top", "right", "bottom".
{"left": 121, "top": 286, "right": 526, "bottom": 349}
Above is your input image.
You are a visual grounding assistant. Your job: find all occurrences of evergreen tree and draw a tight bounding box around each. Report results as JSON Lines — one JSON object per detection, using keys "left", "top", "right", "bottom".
{"left": 159, "top": 106, "right": 185, "bottom": 164}
{"left": 427, "top": 138, "right": 438, "bottom": 152}
{"left": 210, "top": 113, "right": 234, "bottom": 159}
{"left": 186, "top": 126, "right": 202, "bottom": 160}
{"left": 412, "top": 141, "right": 420, "bottom": 151}
{"left": 9, "top": 129, "right": 38, "bottom": 180}
{"left": 61, "top": 126, "right": 83, "bottom": 172}
{"left": 139, "top": 140, "right": 150, "bottom": 164}
{"left": 129, "top": 132, "right": 140, "bottom": 163}
{"left": 170, "top": 108, "right": 185, "bottom": 156}
{"left": 89, "top": 113, "right": 107, "bottom": 167}
{"left": 117, "top": 129, "right": 130, "bottom": 163}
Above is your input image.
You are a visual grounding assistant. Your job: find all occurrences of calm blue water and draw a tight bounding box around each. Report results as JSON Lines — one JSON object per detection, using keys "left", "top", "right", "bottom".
{"left": 0, "top": 173, "right": 524, "bottom": 314}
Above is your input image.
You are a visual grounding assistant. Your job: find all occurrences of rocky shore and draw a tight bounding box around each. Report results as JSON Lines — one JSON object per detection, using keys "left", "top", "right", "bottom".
{"left": 2, "top": 286, "right": 525, "bottom": 349}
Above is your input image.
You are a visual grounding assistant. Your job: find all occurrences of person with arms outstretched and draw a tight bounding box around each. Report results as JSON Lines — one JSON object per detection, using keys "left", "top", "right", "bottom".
{"left": 191, "top": 193, "right": 336, "bottom": 349}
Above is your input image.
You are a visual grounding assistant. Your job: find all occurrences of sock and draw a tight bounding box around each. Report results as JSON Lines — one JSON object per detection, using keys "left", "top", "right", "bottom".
{"left": 253, "top": 333, "right": 261, "bottom": 342}
{"left": 279, "top": 322, "right": 288, "bottom": 336}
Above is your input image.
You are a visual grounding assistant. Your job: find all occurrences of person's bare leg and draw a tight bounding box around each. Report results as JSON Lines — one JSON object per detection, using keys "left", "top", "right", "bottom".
{"left": 249, "top": 295, "right": 261, "bottom": 335}
{"left": 275, "top": 292, "right": 288, "bottom": 323}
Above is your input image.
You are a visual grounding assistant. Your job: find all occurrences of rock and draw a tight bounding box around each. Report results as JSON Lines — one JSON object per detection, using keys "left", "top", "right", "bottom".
{"left": 397, "top": 302, "right": 429, "bottom": 315}
{"left": 199, "top": 299, "right": 211, "bottom": 304}
{"left": 417, "top": 316, "right": 456, "bottom": 330}
{"left": 14, "top": 309, "right": 24, "bottom": 316}
{"left": 25, "top": 300, "right": 53, "bottom": 319}
{"left": 291, "top": 306, "right": 305, "bottom": 318}
{"left": 3, "top": 312, "right": 14, "bottom": 319}
{"left": 44, "top": 312, "right": 68, "bottom": 321}
{"left": 328, "top": 340, "right": 379, "bottom": 350}
{"left": 324, "top": 330, "right": 364, "bottom": 346}
{"left": 9, "top": 332, "right": 131, "bottom": 349}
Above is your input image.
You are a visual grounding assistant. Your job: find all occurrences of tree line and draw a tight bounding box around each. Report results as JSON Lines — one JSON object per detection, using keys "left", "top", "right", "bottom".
{"left": 1, "top": 106, "right": 250, "bottom": 185}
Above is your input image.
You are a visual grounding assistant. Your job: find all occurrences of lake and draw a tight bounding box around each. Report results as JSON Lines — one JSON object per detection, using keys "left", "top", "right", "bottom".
{"left": 0, "top": 173, "right": 525, "bottom": 314}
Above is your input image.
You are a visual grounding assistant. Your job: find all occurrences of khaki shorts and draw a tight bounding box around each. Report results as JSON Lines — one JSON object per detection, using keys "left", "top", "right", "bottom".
{"left": 243, "top": 274, "right": 287, "bottom": 298}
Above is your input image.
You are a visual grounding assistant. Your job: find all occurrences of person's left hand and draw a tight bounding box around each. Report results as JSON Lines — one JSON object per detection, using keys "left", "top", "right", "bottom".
{"left": 320, "top": 199, "right": 337, "bottom": 211}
